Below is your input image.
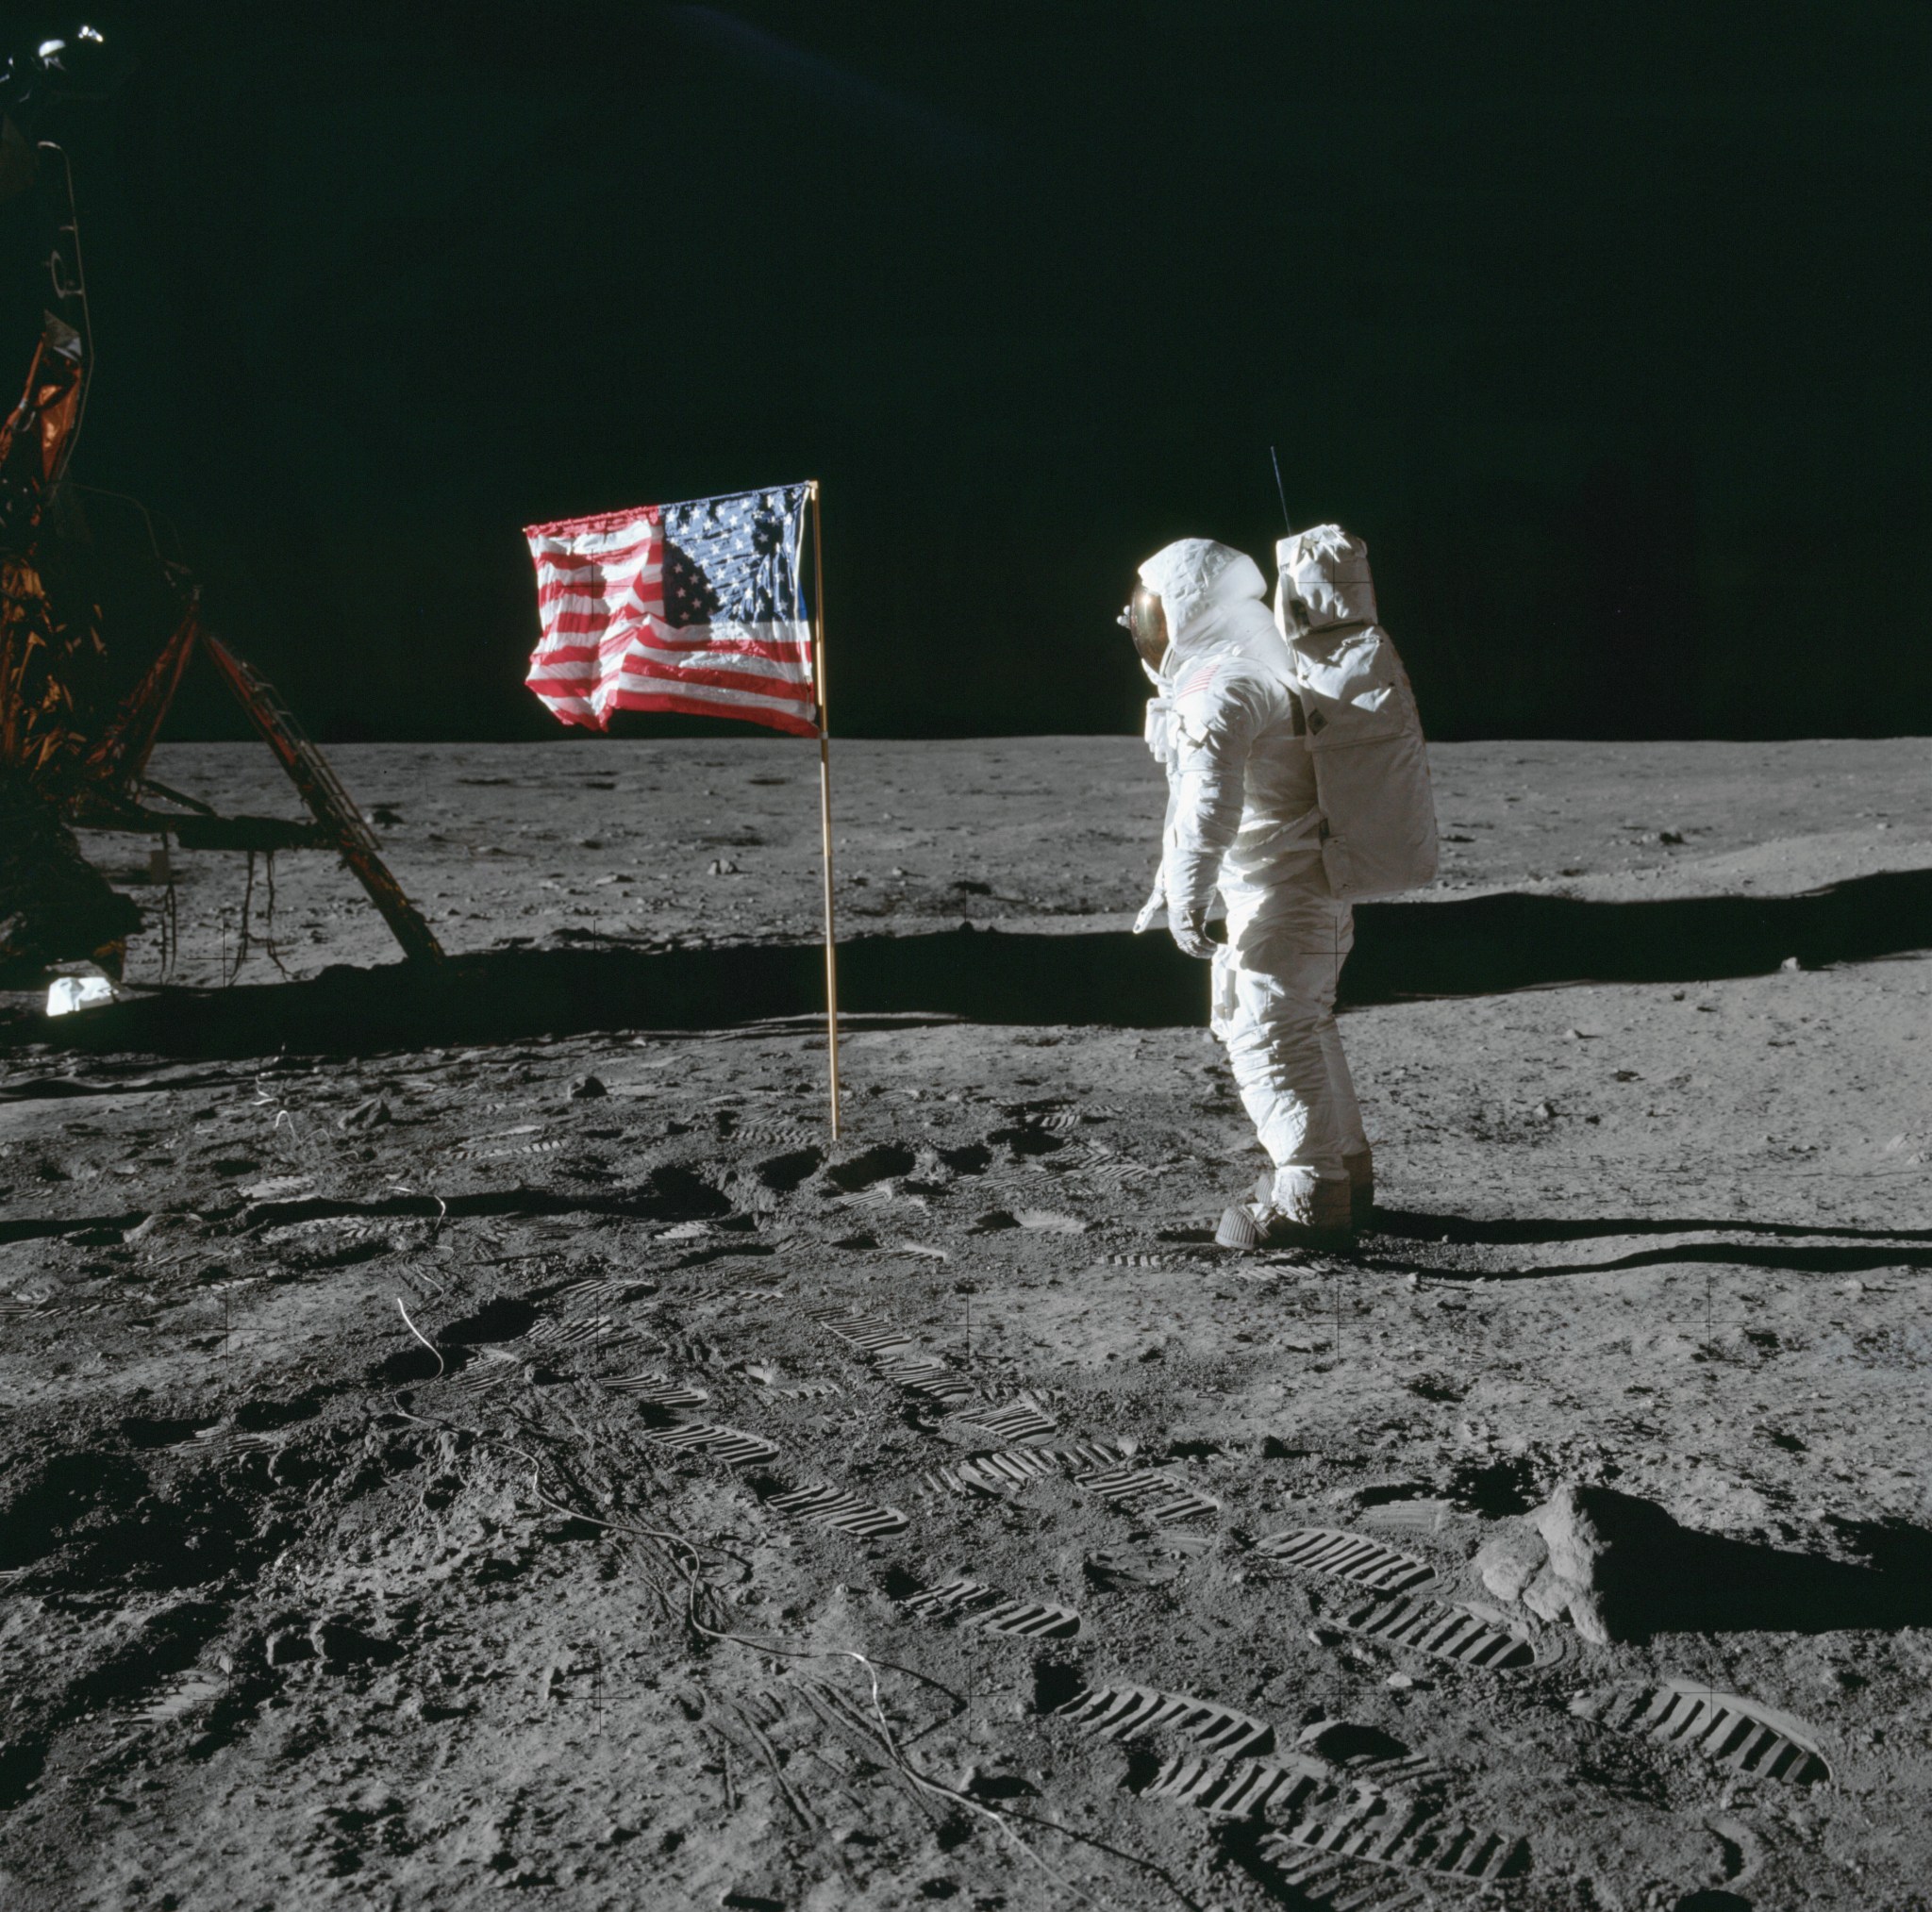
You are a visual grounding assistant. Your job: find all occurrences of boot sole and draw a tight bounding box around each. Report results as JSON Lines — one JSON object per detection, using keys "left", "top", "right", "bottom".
{"left": 1217, "top": 1205, "right": 1354, "bottom": 1253}
{"left": 1217, "top": 1205, "right": 1262, "bottom": 1250}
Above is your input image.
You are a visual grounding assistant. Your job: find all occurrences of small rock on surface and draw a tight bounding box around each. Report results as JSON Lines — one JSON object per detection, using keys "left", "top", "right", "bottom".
{"left": 1013, "top": 1209, "right": 1090, "bottom": 1235}
{"left": 240, "top": 1173, "right": 313, "bottom": 1201}
{"left": 570, "top": 1073, "right": 608, "bottom": 1100}
{"left": 1474, "top": 1479, "right": 1685, "bottom": 1644}
{"left": 1474, "top": 1521, "right": 1548, "bottom": 1604}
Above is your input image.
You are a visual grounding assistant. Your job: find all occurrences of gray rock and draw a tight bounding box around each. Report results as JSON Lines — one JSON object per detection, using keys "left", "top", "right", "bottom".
{"left": 1474, "top": 1520, "right": 1548, "bottom": 1606}
{"left": 1474, "top": 1480, "right": 1685, "bottom": 1644}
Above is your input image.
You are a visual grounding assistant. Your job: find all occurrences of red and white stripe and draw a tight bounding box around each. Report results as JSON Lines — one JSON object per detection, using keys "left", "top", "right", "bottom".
{"left": 523, "top": 505, "right": 819, "bottom": 738}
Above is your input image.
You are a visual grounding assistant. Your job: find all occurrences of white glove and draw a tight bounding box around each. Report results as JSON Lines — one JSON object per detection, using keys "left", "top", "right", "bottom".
{"left": 1169, "top": 906, "right": 1216, "bottom": 960}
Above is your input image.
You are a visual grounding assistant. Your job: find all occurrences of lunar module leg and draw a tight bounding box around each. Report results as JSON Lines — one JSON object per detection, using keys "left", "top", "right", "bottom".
{"left": 199, "top": 631, "right": 444, "bottom": 966}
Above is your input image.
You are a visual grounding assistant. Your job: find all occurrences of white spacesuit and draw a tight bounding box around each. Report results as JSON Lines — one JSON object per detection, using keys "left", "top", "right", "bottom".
{"left": 1131, "top": 536, "right": 1372, "bottom": 1243}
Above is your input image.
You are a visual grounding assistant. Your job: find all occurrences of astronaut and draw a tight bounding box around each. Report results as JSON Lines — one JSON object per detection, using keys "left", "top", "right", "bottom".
{"left": 1127, "top": 535, "right": 1388, "bottom": 1247}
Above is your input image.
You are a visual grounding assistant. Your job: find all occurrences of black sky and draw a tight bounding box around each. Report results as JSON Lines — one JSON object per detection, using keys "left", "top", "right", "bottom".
{"left": 8, "top": 1, "right": 1931, "bottom": 742}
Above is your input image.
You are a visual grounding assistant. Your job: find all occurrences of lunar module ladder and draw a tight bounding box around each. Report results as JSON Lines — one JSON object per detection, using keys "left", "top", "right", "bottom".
{"left": 73, "top": 596, "right": 444, "bottom": 967}
{"left": 198, "top": 630, "right": 444, "bottom": 966}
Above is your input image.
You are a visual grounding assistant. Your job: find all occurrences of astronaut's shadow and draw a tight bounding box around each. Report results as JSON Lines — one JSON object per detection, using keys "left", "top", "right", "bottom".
{"left": 1336, "top": 865, "right": 1932, "bottom": 1006}
{"left": 1374, "top": 1208, "right": 1932, "bottom": 1247}
{"left": 1365, "top": 1208, "right": 1932, "bottom": 1280}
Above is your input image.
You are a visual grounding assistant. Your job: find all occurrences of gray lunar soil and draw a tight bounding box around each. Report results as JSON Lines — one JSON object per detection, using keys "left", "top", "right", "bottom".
{"left": 1, "top": 736, "right": 1929, "bottom": 1912}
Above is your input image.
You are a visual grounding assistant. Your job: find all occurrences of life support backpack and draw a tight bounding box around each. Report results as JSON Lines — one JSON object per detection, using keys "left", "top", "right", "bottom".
{"left": 1274, "top": 524, "right": 1438, "bottom": 901}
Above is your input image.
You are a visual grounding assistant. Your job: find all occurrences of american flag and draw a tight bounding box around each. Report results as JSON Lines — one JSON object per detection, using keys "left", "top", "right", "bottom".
{"left": 524, "top": 483, "right": 817, "bottom": 737}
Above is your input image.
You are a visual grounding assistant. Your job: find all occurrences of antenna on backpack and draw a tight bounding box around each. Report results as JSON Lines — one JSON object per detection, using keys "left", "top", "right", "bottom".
{"left": 1269, "top": 445, "right": 1292, "bottom": 539}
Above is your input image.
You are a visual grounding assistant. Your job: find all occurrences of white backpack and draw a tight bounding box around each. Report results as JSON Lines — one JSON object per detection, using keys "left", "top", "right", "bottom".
{"left": 1274, "top": 524, "right": 1438, "bottom": 901}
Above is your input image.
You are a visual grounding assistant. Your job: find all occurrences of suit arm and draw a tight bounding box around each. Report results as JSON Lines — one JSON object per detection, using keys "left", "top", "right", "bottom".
{"left": 1163, "top": 669, "right": 1263, "bottom": 921}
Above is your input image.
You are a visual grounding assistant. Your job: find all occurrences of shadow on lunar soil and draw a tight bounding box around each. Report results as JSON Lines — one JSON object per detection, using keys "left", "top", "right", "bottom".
{"left": 1374, "top": 1209, "right": 1932, "bottom": 1247}
{"left": 1488, "top": 1239, "right": 1932, "bottom": 1277}
{"left": 8, "top": 868, "right": 1930, "bottom": 1062}
{"left": 1368, "top": 1208, "right": 1932, "bottom": 1276}
{"left": 1545, "top": 1518, "right": 1932, "bottom": 1637}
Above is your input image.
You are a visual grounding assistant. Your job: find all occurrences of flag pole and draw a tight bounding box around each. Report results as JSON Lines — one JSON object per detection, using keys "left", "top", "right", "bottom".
{"left": 808, "top": 478, "right": 842, "bottom": 1139}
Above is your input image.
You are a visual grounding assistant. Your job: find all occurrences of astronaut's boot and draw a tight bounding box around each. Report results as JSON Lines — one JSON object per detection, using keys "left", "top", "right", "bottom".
{"left": 1342, "top": 1147, "right": 1374, "bottom": 1230}
{"left": 1217, "top": 1169, "right": 1353, "bottom": 1250}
